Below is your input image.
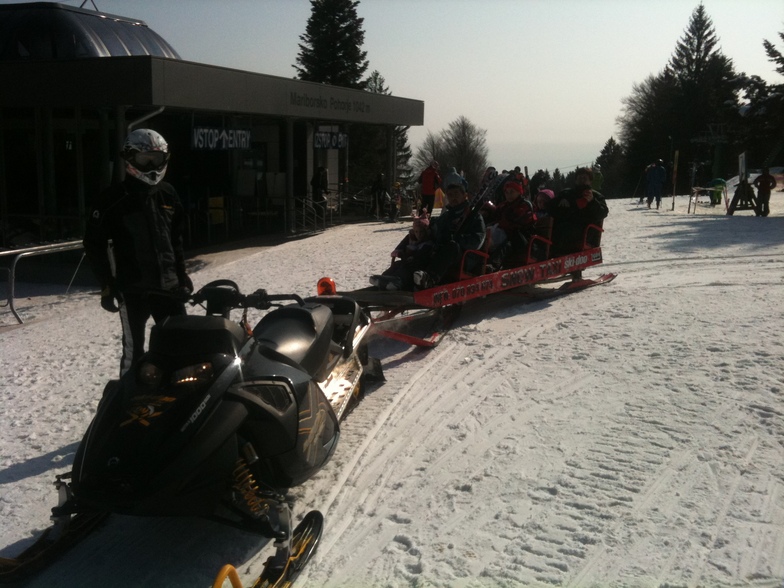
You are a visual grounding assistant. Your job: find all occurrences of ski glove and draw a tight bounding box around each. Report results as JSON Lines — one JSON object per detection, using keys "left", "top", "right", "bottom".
{"left": 100, "top": 283, "right": 122, "bottom": 313}
{"left": 178, "top": 273, "right": 194, "bottom": 295}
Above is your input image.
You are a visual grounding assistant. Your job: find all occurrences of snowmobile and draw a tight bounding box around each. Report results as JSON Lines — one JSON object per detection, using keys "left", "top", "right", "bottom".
{"left": 0, "top": 279, "right": 378, "bottom": 587}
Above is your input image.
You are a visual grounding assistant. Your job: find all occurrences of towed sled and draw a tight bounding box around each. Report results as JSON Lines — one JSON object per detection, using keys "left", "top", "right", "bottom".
{"left": 0, "top": 280, "right": 379, "bottom": 587}
{"left": 340, "top": 217, "right": 616, "bottom": 348}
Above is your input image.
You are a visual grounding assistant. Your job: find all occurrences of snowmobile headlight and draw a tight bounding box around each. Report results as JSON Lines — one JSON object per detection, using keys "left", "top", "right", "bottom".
{"left": 171, "top": 362, "right": 214, "bottom": 386}
{"left": 239, "top": 381, "right": 294, "bottom": 412}
{"left": 138, "top": 362, "right": 163, "bottom": 387}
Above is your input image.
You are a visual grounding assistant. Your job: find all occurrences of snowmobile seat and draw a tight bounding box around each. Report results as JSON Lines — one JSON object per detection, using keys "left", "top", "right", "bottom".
{"left": 150, "top": 315, "right": 248, "bottom": 357}
{"left": 252, "top": 303, "right": 336, "bottom": 380}
{"left": 305, "top": 296, "right": 364, "bottom": 349}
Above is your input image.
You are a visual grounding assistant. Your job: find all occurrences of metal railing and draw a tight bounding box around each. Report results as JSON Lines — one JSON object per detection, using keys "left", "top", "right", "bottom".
{"left": 0, "top": 240, "right": 85, "bottom": 324}
{"left": 294, "top": 198, "right": 326, "bottom": 234}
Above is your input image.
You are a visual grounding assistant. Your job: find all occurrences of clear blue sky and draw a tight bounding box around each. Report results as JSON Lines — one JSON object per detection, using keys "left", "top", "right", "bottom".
{"left": 7, "top": 0, "right": 783, "bottom": 172}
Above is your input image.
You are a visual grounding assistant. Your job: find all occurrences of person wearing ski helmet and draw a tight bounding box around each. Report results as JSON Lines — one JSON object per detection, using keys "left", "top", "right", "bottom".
{"left": 83, "top": 128, "right": 193, "bottom": 377}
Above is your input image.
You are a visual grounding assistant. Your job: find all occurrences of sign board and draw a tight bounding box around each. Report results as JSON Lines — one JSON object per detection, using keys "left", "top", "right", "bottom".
{"left": 314, "top": 131, "right": 348, "bottom": 150}
{"left": 192, "top": 127, "right": 252, "bottom": 150}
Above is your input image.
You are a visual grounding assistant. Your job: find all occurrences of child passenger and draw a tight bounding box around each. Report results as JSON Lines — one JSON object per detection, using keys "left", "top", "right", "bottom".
{"left": 369, "top": 213, "right": 433, "bottom": 291}
{"left": 483, "top": 181, "right": 536, "bottom": 267}
{"left": 533, "top": 189, "right": 555, "bottom": 218}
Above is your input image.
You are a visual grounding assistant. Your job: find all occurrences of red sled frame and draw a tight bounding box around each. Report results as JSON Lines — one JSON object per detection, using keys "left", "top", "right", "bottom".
{"left": 339, "top": 223, "right": 615, "bottom": 347}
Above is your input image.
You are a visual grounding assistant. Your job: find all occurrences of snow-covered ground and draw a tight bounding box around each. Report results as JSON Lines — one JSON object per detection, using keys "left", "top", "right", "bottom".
{"left": 2, "top": 192, "right": 784, "bottom": 587}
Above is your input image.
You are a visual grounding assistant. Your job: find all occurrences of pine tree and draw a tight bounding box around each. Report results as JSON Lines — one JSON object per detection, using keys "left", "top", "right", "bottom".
{"left": 667, "top": 5, "right": 738, "bottom": 182}
{"left": 668, "top": 4, "right": 724, "bottom": 85}
{"left": 618, "top": 4, "right": 738, "bottom": 192}
{"left": 394, "top": 126, "right": 415, "bottom": 187}
{"left": 593, "top": 137, "right": 626, "bottom": 198}
{"left": 763, "top": 30, "right": 784, "bottom": 76}
{"left": 738, "top": 30, "right": 784, "bottom": 166}
{"left": 294, "top": 0, "right": 369, "bottom": 89}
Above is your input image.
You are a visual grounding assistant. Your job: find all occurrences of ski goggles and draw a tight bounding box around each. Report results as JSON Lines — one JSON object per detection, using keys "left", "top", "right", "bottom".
{"left": 131, "top": 150, "right": 169, "bottom": 171}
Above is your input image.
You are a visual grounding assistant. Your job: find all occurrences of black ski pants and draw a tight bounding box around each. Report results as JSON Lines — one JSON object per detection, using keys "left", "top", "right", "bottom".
{"left": 118, "top": 289, "right": 186, "bottom": 377}
{"left": 420, "top": 194, "right": 435, "bottom": 216}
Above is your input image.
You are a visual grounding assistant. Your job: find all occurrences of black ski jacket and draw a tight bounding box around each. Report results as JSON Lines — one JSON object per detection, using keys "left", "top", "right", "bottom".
{"left": 432, "top": 200, "right": 486, "bottom": 252}
{"left": 83, "top": 177, "right": 187, "bottom": 293}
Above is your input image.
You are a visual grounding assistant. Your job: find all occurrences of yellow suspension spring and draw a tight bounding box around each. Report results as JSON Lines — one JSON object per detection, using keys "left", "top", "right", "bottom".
{"left": 232, "top": 458, "right": 269, "bottom": 517}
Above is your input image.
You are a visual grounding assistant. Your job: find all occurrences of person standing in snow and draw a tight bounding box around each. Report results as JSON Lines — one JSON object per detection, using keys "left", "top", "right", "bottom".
{"left": 371, "top": 172, "right": 386, "bottom": 219}
{"left": 83, "top": 128, "right": 192, "bottom": 377}
{"left": 387, "top": 181, "right": 403, "bottom": 222}
{"left": 548, "top": 167, "right": 609, "bottom": 261}
{"left": 645, "top": 160, "right": 667, "bottom": 209}
{"left": 753, "top": 167, "right": 777, "bottom": 217}
{"left": 417, "top": 161, "right": 441, "bottom": 216}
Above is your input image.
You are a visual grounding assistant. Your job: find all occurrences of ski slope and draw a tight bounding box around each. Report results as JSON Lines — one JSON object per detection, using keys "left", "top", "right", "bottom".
{"left": 2, "top": 194, "right": 784, "bottom": 587}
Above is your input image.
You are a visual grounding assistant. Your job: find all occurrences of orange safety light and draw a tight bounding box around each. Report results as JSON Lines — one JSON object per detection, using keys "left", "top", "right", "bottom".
{"left": 317, "top": 277, "right": 336, "bottom": 295}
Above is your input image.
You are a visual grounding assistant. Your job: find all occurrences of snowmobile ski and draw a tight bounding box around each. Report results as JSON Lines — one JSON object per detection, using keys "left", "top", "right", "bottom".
{"left": 0, "top": 511, "right": 108, "bottom": 584}
{"left": 212, "top": 510, "right": 324, "bottom": 588}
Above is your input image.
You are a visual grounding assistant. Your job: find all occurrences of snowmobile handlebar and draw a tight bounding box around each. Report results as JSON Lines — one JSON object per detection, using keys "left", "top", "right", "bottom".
{"left": 243, "top": 289, "right": 305, "bottom": 310}
{"left": 190, "top": 280, "right": 305, "bottom": 314}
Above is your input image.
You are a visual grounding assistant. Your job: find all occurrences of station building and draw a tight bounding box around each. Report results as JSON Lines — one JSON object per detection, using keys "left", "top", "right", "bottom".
{"left": 0, "top": 2, "right": 424, "bottom": 247}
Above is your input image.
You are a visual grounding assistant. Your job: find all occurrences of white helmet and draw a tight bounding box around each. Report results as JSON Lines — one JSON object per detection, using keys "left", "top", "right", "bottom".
{"left": 121, "top": 129, "right": 170, "bottom": 185}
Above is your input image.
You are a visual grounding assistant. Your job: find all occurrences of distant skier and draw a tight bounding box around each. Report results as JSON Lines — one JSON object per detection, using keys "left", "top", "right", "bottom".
{"left": 645, "top": 160, "right": 667, "bottom": 209}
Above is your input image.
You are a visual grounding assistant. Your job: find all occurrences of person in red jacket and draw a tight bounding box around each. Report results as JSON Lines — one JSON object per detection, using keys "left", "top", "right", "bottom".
{"left": 417, "top": 161, "right": 441, "bottom": 215}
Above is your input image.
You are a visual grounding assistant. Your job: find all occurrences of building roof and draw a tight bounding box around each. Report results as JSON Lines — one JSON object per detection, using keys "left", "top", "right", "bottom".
{"left": 0, "top": 3, "right": 424, "bottom": 127}
{"left": 0, "top": 56, "right": 425, "bottom": 126}
{"left": 0, "top": 2, "right": 180, "bottom": 60}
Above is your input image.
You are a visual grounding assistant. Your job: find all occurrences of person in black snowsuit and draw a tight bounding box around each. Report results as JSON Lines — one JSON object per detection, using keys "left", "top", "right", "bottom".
{"left": 413, "top": 170, "right": 486, "bottom": 289}
{"left": 83, "top": 128, "right": 192, "bottom": 377}
{"left": 645, "top": 160, "right": 667, "bottom": 209}
{"left": 548, "top": 167, "right": 609, "bottom": 261}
